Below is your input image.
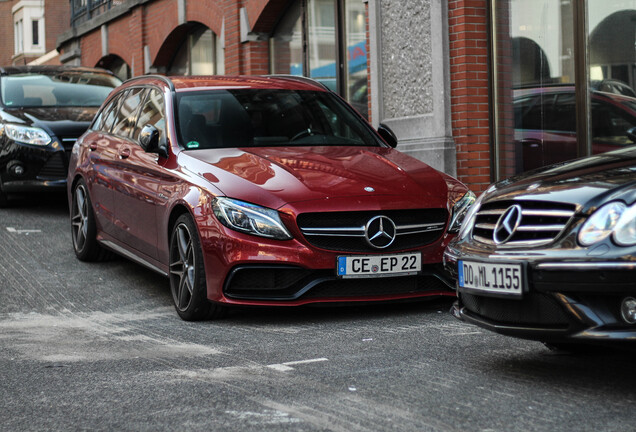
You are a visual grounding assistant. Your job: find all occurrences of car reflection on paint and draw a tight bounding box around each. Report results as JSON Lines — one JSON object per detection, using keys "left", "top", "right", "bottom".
{"left": 444, "top": 147, "right": 636, "bottom": 349}
{"left": 68, "top": 74, "right": 474, "bottom": 320}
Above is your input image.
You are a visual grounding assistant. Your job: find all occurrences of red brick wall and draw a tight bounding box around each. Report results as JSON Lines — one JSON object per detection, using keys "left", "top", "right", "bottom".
{"left": 45, "top": 0, "right": 70, "bottom": 54}
{"left": 0, "top": 1, "right": 14, "bottom": 66}
{"left": 448, "top": 0, "right": 491, "bottom": 193}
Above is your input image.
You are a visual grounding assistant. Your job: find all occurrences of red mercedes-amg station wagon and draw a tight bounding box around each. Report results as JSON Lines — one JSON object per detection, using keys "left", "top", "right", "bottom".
{"left": 68, "top": 75, "right": 474, "bottom": 320}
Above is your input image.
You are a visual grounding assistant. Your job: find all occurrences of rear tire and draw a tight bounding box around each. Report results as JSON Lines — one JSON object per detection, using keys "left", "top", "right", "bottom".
{"left": 169, "top": 214, "right": 225, "bottom": 321}
{"left": 71, "top": 179, "right": 110, "bottom": 261}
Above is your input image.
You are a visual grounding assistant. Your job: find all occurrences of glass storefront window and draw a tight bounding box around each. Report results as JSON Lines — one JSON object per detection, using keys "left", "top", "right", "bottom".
{"left": 493, "top": 0, "right": 636, "bottom": 180}
{"left": 344, "top": 0, "right": 368, "bottom": 118}
{"left": 270, "top": 1, "right": 303, "bottom": 75}
{"left": 493, "top": 0, "right": 576, "bottom": 178}
{"left": 270, "top": 0, "right": 370, "bottom": 119}
{"left": 308, "top": 0, "right": 337, "bottom": 91}
{"left": 168, "top": 26, "right": 223, "bottom": 76}
{"left": 588, "top": 1, "right": 636, "bottom": 154}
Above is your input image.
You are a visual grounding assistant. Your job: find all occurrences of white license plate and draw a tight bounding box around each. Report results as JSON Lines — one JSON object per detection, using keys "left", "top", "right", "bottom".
{"left": 337, "top": 253, "right": 421, "bottom": 278}
{"left": 458, "top": 260, "right": 523, "bottom": 297}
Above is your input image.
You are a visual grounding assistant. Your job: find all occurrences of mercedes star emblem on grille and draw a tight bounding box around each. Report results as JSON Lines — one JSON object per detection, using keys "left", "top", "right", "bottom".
{"left": 493, "top": 204, "right": 523, "bottom": 244}
{"left": 365, "top": 215, "right": 397, "bottom": 249}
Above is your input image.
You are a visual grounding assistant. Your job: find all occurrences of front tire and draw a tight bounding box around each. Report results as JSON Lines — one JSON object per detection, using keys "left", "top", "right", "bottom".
{"left": 169, "top": 214, "right": 225, "bottom": 321}
{"left": 71, "top": 179, "right": 109, "bottom": 261}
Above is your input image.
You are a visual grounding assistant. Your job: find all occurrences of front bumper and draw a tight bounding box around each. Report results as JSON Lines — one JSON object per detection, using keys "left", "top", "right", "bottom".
{"left": 0, "top": 139, "right": 69, "bottom": 193}
{"left": 444, "top": 245, "right": 636, "bottom": 343}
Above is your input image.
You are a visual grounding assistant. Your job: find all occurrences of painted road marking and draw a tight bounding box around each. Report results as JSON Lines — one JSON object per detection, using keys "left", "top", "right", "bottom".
{"left": 6, "top": 227, "right": 42, "bottom": 234}
{"left": 267, "top": 357, "right": 328, "bottom": 372}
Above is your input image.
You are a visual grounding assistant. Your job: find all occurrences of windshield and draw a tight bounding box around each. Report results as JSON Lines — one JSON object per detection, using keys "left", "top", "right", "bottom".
{"left": 176, "top": 89, "right": 381, "bottom": 149}
{"left": 1, "top": 71, "right": 121, "bottom": 108}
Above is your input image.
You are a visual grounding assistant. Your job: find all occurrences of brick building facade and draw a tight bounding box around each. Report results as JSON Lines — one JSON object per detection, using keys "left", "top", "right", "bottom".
{"left": 0, "top": 0, "right": 68, "bottom": 66}
{"left": 53, "top": 0, "right": 491, "bottom": 192}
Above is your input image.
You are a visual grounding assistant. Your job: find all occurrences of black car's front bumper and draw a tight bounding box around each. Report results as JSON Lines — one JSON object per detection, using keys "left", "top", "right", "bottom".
{"left": 0, "top": 139, "right": 69, "bottom": 193}
{"left": 444, "top": 246, "right": 636, "bottom": 343}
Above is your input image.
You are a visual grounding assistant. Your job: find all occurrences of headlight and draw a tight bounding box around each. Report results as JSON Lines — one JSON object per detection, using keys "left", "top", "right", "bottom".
{"left": 613, "top": 204, "right": 636, "bottom": 246}
{"left": 457, "top": 192, "right": 485, "bottom": 239}
{"left": 448, "top": 191, "right": 476, "bottom": 233}
{"left": 4, "top": 124, "right": 52, "bottom": 146}
{"left": 578, "top": 202, "right": 625, "bottom": 246}
{"left": 212, "top": 197, "right": 292, "bottom": 240}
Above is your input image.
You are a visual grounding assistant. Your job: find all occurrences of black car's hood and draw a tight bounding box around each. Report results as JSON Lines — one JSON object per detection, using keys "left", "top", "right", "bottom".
{"left": 1, "top": 106, "right": 98, "bottom": 138}
{"left": 488, "top": 147, "right": 636, "bottom": 210}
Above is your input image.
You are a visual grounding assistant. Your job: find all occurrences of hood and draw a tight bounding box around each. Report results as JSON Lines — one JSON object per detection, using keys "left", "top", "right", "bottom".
{"left": 183, "top": 146, "right": 451, "bottom": 211}
{"left": 1, "top": 106, "right": 98, "bottom": 138}
{"left": 488, "top": 147, "right": 636, "bottom": 209}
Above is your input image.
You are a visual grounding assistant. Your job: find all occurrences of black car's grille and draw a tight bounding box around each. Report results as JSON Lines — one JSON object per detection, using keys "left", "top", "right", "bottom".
{"left": 224, "top": 265, "right": 452, "bottom": 301}
{"left": 472, "top": 200, "right": 575, "bottom": 247}
{"left": 461, "top": 291, "right": 571, "bottom": 327}
{"left": 297, "top": 209, "right": 448, "bottom": 252}
{"left": 37, "top": 153, "right": 67, "bottom": 179}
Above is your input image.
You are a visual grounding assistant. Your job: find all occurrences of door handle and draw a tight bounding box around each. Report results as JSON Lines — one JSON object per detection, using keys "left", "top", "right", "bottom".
{"left": 119, "top": 147, "right": 131, "bottom": 159}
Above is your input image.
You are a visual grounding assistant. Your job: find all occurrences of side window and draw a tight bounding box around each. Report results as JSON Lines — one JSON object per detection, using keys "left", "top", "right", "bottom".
{"left": 592, "top": 99, "right": 636, "bottom": 141}
{"left": 133, "top": 88, "right": 166, "bottom": 143}
{"left": 111, "top": 88, "right": 144, "bottom": 138}
{"left": 93, "top": 93, "right": 122, "bottom": 132}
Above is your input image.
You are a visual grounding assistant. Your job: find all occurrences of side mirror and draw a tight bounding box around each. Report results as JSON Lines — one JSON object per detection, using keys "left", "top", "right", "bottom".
{"left": 378, "top": 123, "right": 398, "bottom": 148}
{"left": 139, "top": 124, "right": 169, "bottom": 158}
{"left": 627, "top": 127, "right": 636, "bottom": 143}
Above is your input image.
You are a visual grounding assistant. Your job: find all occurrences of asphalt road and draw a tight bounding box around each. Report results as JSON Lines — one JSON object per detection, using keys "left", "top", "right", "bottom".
{"left": 1, "top": 193, "right": 636, "bottom": 431}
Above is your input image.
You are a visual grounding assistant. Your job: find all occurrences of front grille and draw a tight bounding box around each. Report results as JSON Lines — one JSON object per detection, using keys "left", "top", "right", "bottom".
{"left": 37, "top": 153, "right": 67, "bottom": 179}
{"left": 472, "top": 200, "right": 575, "bottom": 247}
{"left": 461, "top": 291, "right": 571, "bottom": 327}
{"left": 297, "top": 209, "right": 448, "bottom": 252}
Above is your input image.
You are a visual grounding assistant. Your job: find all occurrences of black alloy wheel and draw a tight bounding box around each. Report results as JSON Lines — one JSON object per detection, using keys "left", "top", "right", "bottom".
{"left": 169, "top": 214, "right": 224, "bottom": 321}
{"left": 71, "top": 179, "right": 109, "bottom": 261}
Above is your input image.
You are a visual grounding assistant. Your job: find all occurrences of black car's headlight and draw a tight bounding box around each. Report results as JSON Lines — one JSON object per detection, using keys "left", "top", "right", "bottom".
{"left": 212, "top": 197, "right": 292, "bottom": 240}
{"left": 3, "top": 124, "right": 52, "bottom": 146}
{"left": 457, "top": 192, "right": 485, "bottom": 239}
{"left": 448, "top": 191, "right": 476, "bottom": 233}
{"left": 579, "top": 201, "right": 636, "bottom": 246}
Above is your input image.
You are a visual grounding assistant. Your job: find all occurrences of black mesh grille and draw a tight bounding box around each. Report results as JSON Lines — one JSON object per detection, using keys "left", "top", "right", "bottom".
{"left": 302, "top": 275, "right": 448, "bottom": 299}
{"left": 297, "top": 209, "right": 448, "bottom": 252}
{"left": 37, "top": 153, "right": 67, "bottom": 179}
{"left": 224, "top": 265, "right": 452, "bottom": 301}
{"left": 461, "top": 291, "right": 570, "bottom": 327}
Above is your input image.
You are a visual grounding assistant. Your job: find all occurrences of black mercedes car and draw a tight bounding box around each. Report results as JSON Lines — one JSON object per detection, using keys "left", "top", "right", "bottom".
{"left": 0, "top": 66, "right": 120, "bottom": 206}
{"left": 444, "top": 146, "right": 636, "bottom": 349}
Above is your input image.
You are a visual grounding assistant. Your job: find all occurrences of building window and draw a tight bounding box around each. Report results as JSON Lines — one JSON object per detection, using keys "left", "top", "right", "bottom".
{"left": 15, "top": 20, "right": 23, "bottom": 54}
{"left": 168, "top": 26, "right": 224, "bottom": 76}
{"left": 492, "top": 0, "right": 636, "bottom": 180}
{"left": 32, "top": 20, "right": 39, "bottom": 46}
{"left": 270, "top": 0, "right": 369, "bottom": 119}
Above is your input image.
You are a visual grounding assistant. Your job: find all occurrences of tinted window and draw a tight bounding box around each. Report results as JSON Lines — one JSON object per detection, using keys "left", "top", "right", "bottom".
{"left": 0, "top": 71, "right": 120, "bottom": 107}
{"left": 133, "top": 88, "right": 166, "bottom": 143}
{"left": 112, "top": 88, "right": 144, "bottom": 138}
{"left": 176, "top": 89, "right": 380, "bottom": 149}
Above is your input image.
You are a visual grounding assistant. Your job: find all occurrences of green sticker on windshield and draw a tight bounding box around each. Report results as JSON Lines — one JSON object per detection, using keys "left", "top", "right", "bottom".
{"left": 186, "top": 141, "right": 200, "bottom": 149}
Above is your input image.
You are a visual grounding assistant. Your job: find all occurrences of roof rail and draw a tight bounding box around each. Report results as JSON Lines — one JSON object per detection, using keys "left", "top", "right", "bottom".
{"left": 262, "top": 74, "right": 332, "bottom": 91}
{"left": 122, "top": 74, "right": 175, "bottom": 92}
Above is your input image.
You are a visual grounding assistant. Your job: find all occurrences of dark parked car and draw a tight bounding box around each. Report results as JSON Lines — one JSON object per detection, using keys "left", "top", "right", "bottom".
{"left": 444, "top": 147, "right": 636, "bottom": 349}
{"left": 68, "top": 74, "right": 475, "bottom": 320}
{"left": 0, "top": 65, "right": 121, "bottom": 206}
{"left": 514, "top": 85, "right": 636, "bottom": 172}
